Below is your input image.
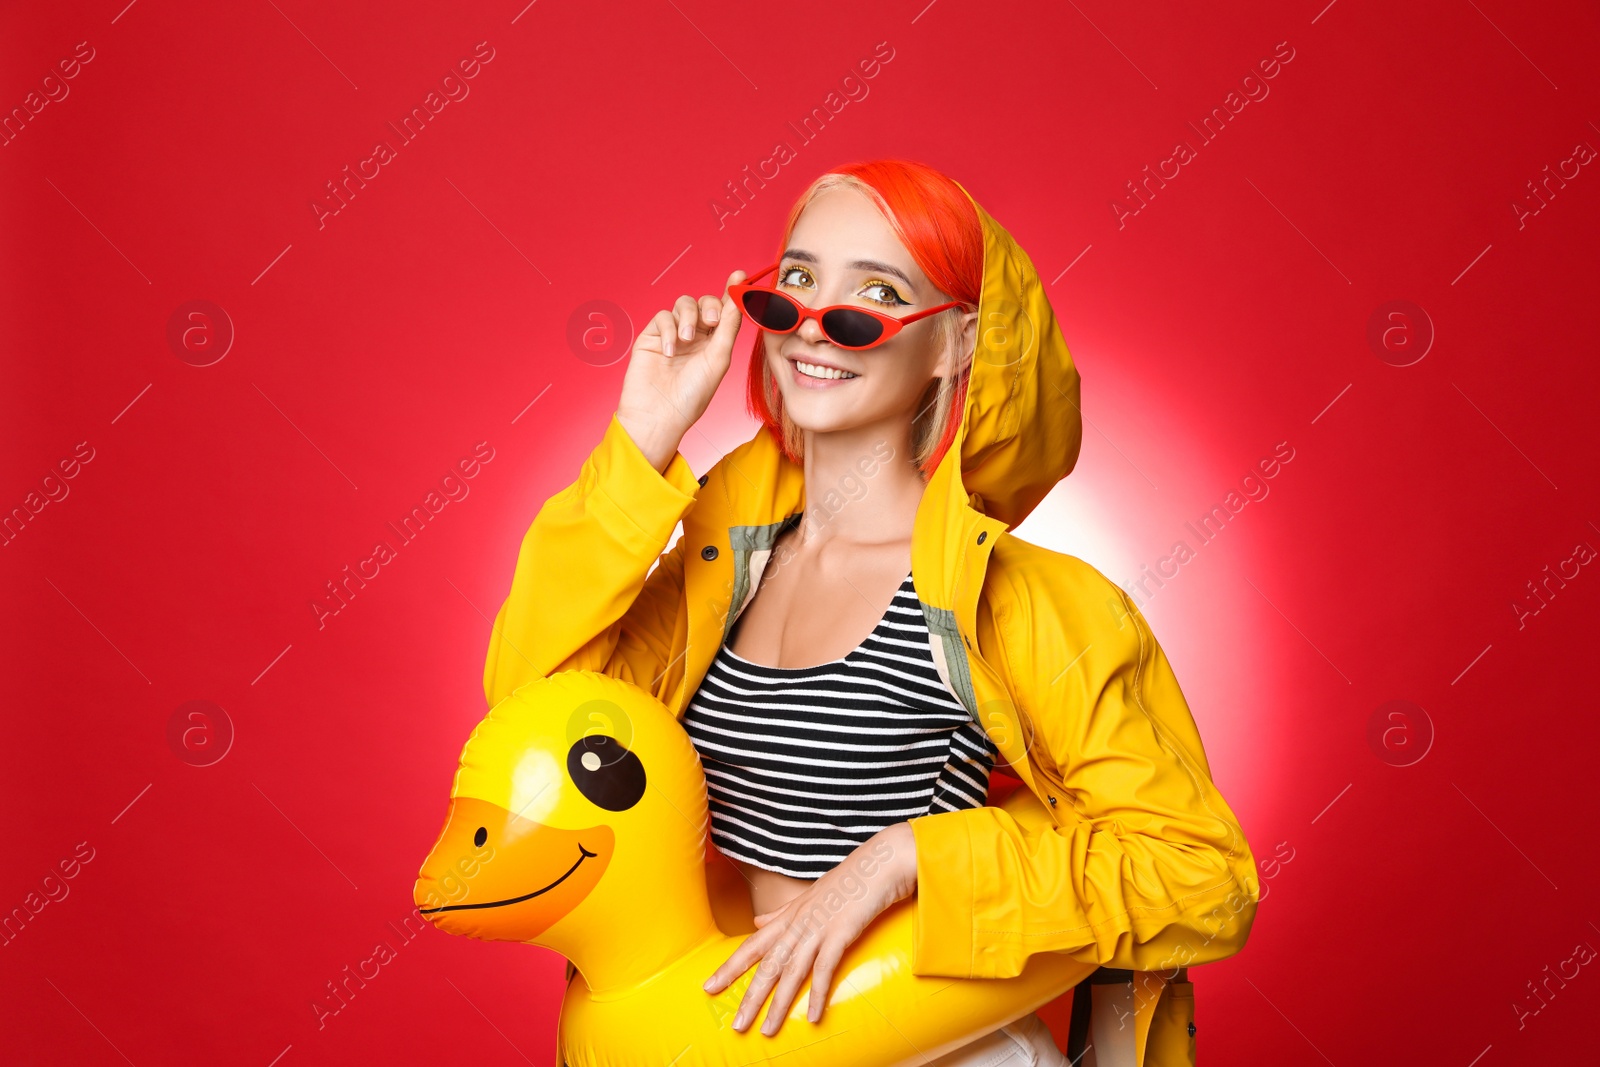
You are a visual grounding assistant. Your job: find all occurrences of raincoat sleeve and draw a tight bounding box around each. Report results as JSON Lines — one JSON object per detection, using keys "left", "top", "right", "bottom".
{"left": 908, "top": 562, "right": 1259, "bottom": 980}
{"left": 482, "top": 411, "right": 700, "bottom": 710}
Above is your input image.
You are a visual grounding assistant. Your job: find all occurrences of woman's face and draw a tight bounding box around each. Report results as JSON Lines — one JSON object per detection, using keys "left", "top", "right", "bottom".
{"left": 763, "top": 184, "right": 965, "bottom": 439}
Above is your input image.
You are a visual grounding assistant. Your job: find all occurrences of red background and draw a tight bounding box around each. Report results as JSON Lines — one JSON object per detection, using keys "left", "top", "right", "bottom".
{"left": 3, "top": 1, "right": 1597, "bottom": 1063}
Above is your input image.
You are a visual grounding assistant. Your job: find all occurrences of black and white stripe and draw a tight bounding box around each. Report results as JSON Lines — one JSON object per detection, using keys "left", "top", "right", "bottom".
{"left": 681, "top": 571, "right": 996, "bottom": 879}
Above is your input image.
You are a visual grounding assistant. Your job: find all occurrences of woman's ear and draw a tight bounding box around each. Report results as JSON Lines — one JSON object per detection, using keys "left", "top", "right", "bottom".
{"left": 939, "top": 308, "right": 979, "bottom": 378}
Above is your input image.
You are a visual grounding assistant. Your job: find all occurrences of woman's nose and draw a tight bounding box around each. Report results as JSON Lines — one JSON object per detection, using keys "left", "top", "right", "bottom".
{"left": 796, "top": 315, "right": 830, "bottom": 345}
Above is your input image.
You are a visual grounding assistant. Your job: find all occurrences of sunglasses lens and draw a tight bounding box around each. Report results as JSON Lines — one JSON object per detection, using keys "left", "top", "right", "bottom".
{"left": 821, "top": 309, "right": 885, "bottom": 349}
{"left": 741, "top": 291, "right": 800, "bottom": 332}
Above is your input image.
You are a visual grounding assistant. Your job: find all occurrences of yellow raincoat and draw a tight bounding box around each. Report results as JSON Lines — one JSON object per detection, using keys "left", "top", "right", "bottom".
{"left": 484, "top": 188, "right": 1259, "bottom": 1065}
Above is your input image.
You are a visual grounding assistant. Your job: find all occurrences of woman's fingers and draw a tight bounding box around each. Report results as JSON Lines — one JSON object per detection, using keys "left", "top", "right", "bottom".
{"left": 732, "top": 930, "right": 793, "bottom": 1032}
{"left": 703, "top": 921, "right": 777, "bottom": 994}
{"left": 722, "top": 270, "right": 747, "bottom": 321}
{"left": 673, "top": 294, "right": 699, "bottom": 342}
{"left": 649, "top": 272, "right": 748, "bottom": 362}
{"left": 806, "top": 941, "right": 845, "bottom": 1023}
{"left": 697, "top": 294, "right": 721, "bottom": 330}
{"left": 702, "top": 948, "right": 739, "bottom": 994}
{"left": 706, "top": 271, "right": 745, "bottom": 354}
{"left": 760, "top": 937, "right": 819, "bottom": 1036}
{"left": 650, "top": 309, "right": 678, "bottom": 357}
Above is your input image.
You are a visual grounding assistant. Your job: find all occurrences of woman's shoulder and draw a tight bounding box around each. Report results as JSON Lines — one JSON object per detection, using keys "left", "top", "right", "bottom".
{"left": 981, "top": 533, "right": 1146, "bottom": 655}
{"left": 680, "top": 427, "right": 793, "bottom": 527}
{"left": 985, "top": 532, "right": 1132, "bottom": 613}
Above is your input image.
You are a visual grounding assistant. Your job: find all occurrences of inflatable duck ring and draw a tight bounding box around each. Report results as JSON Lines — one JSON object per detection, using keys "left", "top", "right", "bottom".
{"left": 414, "top": 671, "right": 1095, "bottom": 1066}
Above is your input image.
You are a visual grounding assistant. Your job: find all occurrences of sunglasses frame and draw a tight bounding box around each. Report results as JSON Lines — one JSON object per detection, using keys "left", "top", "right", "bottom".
{"left": 727, "top": 262, "right": 963, "bottom": 351}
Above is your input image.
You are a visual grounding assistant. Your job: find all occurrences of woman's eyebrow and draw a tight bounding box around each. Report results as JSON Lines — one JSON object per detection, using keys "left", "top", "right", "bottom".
{"left": 779, "top": 248, "right": 916, "bottom": 287}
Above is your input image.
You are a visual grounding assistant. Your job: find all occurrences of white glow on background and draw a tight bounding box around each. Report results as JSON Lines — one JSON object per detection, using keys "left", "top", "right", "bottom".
{"left": 1009, "top": 421, "right": 1286, "bottom": 823}
{"left": 1012, "top": 479, "right": 1143, "bottom": 591}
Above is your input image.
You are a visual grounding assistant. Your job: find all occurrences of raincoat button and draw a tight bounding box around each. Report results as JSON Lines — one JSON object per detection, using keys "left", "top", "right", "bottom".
{"left": 1048, "top": 795, "right": 1057, "bottom": 806}
{"left": 1188, "top": 1020, "right": 1197, "bottom": 1037}
{"left": 701, "top": 546, "right": 718, "bottom": 561}
{"left": 976, "top": 530, "right": 987, "bottom": 545}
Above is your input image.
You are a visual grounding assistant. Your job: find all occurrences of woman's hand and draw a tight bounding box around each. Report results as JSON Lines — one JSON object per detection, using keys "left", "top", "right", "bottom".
{"left": 616, "top": 270, "right": 746, "bottom": 473}
{"left": 702, "top": 822, "right": 918, "bottom": 1037}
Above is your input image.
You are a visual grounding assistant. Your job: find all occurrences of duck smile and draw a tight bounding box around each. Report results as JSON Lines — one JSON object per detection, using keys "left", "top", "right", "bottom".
{"left": 418, "top": 843, "right": 598, "bottom": 913}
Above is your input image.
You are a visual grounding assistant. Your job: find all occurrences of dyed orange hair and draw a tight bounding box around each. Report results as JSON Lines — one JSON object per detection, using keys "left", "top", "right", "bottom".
{"left": 744, "top": 159, "right": 984, "bottom": 477}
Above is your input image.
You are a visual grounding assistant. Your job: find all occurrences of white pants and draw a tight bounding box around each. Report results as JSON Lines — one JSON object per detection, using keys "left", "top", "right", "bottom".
{"left": 926, "top": 1011, "right": 1067, "bottom": 1067}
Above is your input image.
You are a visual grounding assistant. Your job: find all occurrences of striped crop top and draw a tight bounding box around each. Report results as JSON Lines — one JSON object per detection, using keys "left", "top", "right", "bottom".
{"left": 680, "top": 570, "right": 997, "bottom": 880}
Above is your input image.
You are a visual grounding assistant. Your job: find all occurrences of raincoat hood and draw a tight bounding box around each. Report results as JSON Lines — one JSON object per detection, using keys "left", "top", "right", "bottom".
{"left": 940, "top": 186, "right": 1083, "bottom": 529}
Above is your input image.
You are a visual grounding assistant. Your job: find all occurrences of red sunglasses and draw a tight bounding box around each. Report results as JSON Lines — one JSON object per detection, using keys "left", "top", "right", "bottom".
{"left": 727, "top": 263, "right": 963, "bottom": 350}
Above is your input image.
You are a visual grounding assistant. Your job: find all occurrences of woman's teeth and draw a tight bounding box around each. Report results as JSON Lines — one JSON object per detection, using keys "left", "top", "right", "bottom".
{"left": 796, "top": 361, "right": 858, "bottom": 380}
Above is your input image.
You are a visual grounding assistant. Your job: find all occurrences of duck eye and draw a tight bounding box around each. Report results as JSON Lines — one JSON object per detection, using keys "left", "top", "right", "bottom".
{"left": 473, "top": 826, "right": 487, "bottom": 848}
{"left": 566, "top": 735, "right": 647, "bottom": 812}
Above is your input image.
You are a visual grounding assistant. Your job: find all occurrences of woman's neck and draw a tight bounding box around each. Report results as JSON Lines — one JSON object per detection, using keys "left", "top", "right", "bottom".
{"left": 796, "top": 419, "right": 925, "bottom": 549}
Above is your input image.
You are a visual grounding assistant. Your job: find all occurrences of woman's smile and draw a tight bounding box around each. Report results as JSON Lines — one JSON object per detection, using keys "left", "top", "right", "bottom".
{"left": 787, "top": 356, "right": 861, "bottom": 387}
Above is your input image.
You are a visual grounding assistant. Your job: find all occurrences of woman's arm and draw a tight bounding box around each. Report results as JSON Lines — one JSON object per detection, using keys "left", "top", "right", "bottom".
{"left": 482, "top": 411, "right": 700, "bottom": 709}
{"left": 907, "top": 555, "right": 1261, "bottom": 980}
{"left": 482, "top": 273, "right": 747, "bottom": 709}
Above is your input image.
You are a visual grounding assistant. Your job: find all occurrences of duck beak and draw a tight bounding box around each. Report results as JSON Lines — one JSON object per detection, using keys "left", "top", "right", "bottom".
{"left": 414, "top": 796, "right": 614, "bottom": 943}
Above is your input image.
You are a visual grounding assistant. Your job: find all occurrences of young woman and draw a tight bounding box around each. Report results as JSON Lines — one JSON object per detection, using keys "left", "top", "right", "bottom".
{"left": 486, "top": 159, "right": 1257, "bottom": 1066}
